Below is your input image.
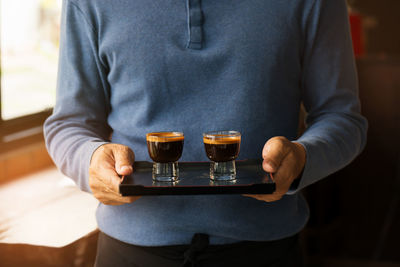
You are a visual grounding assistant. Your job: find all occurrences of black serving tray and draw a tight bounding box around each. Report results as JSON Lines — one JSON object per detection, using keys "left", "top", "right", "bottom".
{"left": 119, "top": 159, "right": 275, "bottom": 196}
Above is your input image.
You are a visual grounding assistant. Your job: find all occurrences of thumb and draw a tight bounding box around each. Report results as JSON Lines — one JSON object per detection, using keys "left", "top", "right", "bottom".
{"left": 262, "top": 136, "right": 291, "bottom": 173}
{"left": 113, "top": 145, "right": 135, "bottom": 175}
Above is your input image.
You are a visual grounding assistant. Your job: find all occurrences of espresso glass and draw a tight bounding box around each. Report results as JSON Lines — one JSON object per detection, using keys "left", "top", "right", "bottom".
{"left": 146, "top": 132, "right": 184, "bottom": 182}
{"left": 203, "top": 131, "right": 241, "bottom": 181}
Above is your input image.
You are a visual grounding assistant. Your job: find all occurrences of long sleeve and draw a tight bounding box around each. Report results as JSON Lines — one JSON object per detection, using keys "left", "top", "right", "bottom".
{"left": 40, "top": 0, "right": 368, "bottom": 246}
{"left": 294, "top": 0, "right": 368, "bottom": 192}
{"left": 44, "top": 0, "right": 111, "bottom": 192}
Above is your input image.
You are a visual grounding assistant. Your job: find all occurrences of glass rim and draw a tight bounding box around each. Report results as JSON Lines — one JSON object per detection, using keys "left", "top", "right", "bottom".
{"left": 146, "top": 131, "right": 184, "bottom": 141}
{"left": 202, "top": 130, "right": 241, "bottom": 139}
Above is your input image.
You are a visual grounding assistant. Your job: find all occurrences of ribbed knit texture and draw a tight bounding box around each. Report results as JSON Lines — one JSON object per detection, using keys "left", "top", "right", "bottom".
{"left": 44, "top": 0, "right": 367, "bottom": 246}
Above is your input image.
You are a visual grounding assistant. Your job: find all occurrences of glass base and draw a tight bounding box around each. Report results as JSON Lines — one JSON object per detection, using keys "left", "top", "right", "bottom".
{"left": 210, "top": 161, "right": 236, "bottom": 181}
{"left": 152, "top": 162, "right": 179, "bottom": 182}
{"left": 152, "top": 180, "right": 180, "bottom": 186}
{"left": 209, "top": 179, "right": 237, "bottom": 186}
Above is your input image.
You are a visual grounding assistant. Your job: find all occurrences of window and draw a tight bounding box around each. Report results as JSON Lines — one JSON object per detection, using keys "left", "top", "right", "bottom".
{"left": 0, "top": 0, "right": 61, "bottom": 153}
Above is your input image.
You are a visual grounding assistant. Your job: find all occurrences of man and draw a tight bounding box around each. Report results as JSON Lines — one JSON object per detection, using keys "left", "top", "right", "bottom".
{"left": 44, "top": 0, "right": 367, "bottom": 266}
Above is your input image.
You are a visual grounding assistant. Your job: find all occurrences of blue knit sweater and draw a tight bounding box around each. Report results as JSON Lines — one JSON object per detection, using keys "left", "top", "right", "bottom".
{"left": 44, "top": 0, "right": 367, "bottom": 246}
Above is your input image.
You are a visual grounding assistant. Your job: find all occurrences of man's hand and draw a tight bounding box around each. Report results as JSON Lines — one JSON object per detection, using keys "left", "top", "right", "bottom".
{"left": 244, "top": 136, "right": 306, "bottom": 202}
{"left": 89, "top": 143, "right": 140, "bottom": 205}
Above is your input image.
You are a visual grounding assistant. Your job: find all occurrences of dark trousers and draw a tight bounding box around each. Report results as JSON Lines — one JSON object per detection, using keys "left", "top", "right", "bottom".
{"left": 95, "top": 231, "right": 304, "bottom": 267}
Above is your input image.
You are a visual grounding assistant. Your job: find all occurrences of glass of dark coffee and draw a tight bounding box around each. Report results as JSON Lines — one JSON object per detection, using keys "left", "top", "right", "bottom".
{"left": 203, "top": 131, "right": 241, "bottom": 181}
{"left": 146, "top": 132, "right": 184, "bottom": 182}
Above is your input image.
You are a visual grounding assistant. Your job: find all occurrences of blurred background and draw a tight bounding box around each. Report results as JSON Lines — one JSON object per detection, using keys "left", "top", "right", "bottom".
{"left": 0, "top": 0, "right": 399, "bottom": 266}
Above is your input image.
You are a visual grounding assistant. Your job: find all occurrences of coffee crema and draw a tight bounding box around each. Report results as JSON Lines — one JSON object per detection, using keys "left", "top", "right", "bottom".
{"left": 146, "top": 132, "right": 184, "bottom": 163}
{"left": 203, "top": 136, "right": 241, "bottom": 162}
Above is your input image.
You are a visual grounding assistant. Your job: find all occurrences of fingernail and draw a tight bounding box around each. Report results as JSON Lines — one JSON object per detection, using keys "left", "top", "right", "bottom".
{"left": 120, "top": 166, "right": 132, "bottom": 173}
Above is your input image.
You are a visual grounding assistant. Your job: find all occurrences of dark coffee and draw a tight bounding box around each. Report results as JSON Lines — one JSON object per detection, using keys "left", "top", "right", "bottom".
{"left": 147, "top": 133, "right": 184, "bottom": 163}
{"left": 204, "top": 137, "right": 240, "bottom": 162}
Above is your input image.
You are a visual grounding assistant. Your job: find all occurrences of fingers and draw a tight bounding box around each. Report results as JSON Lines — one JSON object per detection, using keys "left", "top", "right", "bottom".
{"left": 247, "top": 137, "right": 307, "bottom": 203}
{"left": 262, "top": 136, "right": 291, "bottom": 173}
{"left": 242, "top": 193, "right": 283, "bottom": 202}
{"left": 96, "top": 182, "right": 139, "bottom": 206}
{"left": 96, "top": 179, "right": 138, "bottom": 204}
{"left": 91, "top": 177, "right": 139, "bottom": 205}
{"left": 113, "top": 146, "right": 135, "bottom": 175}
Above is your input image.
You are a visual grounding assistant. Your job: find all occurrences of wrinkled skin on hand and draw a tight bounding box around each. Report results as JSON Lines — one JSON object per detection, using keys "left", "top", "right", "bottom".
{"left": 244, "top": 136, "right": 306, "bottom": 202}
{"left": 89, "top": 143, "right": 140, "bottom": 205}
